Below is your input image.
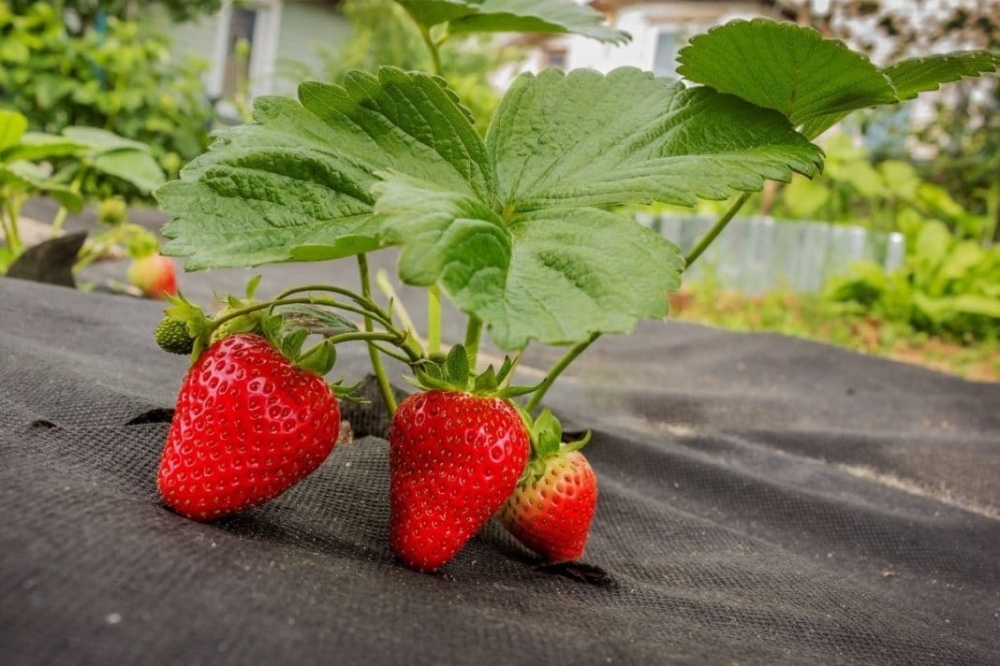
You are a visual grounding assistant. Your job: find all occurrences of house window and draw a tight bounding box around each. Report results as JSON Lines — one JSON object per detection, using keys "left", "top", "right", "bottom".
{"left": 545, "top": 47, "right": 568, "bottom": 70}
{"left": 222, "top": 7, "right": 257, "bottom": 100}
{"left": 652, "top": 30, "right": 679, "bottom": 77}
{"left": 208, "top": 0, "right": 282, "bottom": 109}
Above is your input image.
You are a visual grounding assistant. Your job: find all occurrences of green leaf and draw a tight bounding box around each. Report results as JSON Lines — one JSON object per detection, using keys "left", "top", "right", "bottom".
{"left": 395, "top": 0, "right": 477, "bottom": 27}
{"left": 883, "top": 51, "right": 999, "bottom": 100}
{"left": 443, "top": 343, "right": 470, "bottom": 386}
{"left": 530, "top": 408, "right": 562, "bottom": 458}
{"left": 61, "top": 126, "right": 150, "bottom": 154}
{"left": 91, "top": 149, "right": 166, "bottom": 193}
{"left": 297, "top": 70, "right": 492, "bottom": 201}
{"left": 947, "top": 294, "right": 1000, "bottom": 319}
{"left": 4, "top": 133, "right": 87, "bottom": 162}
{"left": 1, "top": 161, "right": 84, "bottom": 212}
{"left": 0, "top": 109, "right": 28, "bottom": 154}
{"left": 157, "top": 100, "right": 380, "bottom": 269}
{"left": 274, "top": 303, "right": 359, "bottom": 338}
{"left": 375, "top": 174, "right": 684, "bottom": 350}
{"left": 444, "top": 0, "right": 630, "bottom": 45}
{"left": 295, "top": 339, "right": 338, "bottom": 377}
{"left": 677, "top": 19, "right": 897, "bottom": 128}
{"left": 488, "top": 67, "right": 823, "bottom": 210}
{"left": 159, "top": 68, "right": 491, "bottom": 269}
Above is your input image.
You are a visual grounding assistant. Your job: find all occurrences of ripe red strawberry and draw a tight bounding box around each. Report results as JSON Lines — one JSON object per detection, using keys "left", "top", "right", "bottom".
{"left": 157, "top": 333, "right": 341, "bottom": 521}
{"left": 128, "top": 253, "right": 177, "bottom": 299}
{"left": 497, "top": 409, "right": 598, "bottom": 563}
{"left": 389, "top": 388, "right": 530, "bottom": 572}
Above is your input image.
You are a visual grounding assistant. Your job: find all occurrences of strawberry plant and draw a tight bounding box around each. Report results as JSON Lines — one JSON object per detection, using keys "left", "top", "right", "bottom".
{"left": 150, "top": 1, "right": 998, "bottom": 572}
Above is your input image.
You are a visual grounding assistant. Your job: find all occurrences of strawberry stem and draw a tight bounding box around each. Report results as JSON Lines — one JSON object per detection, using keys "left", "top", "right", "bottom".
{"left": 427, "top": 284, "right": 442, "bottom": 357}
{"left": 463, "top": 315, "right": 483, "bottom": 372}
{"left": 273, "top": 283, "right": 395, "bottom": 329}
{"left": 524, "top": 332, "right": 599, "bottom": 416}
{"left": 357, "top": 254, "right": 400, "bottom": 416}
{"left": 683, "top": 192, "right": 750, "bottom": 269}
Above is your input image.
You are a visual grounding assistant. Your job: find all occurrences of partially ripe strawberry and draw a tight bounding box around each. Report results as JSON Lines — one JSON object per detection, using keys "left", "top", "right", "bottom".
{"left": 128, "top": 253, "right": 177, "bottom": 299}
{"left": 497, "top": 409, "right": 598, "bottom": 563}
{"left": 497, "top": 448, "right": 597, "bottom": 563}
{"left": 157, "top": 333, "right": 341, "bottom": 521}
{"left": 389, "top": 389, "right": 530, "bottom": 572}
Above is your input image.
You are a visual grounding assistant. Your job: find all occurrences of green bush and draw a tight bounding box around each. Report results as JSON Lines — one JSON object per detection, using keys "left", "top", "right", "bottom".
{"left": 0, "top": 1, "right": 213, "bottom": 200}
{"left": 826, "top": 216, "right": 1000, "bottom": 341}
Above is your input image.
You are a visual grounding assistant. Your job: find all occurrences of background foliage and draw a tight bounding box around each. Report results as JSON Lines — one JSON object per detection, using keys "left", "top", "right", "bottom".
{"left": 0, "top": 1, "right": 214, "bottom": 200}
{"left": 307, "top": 0, "right": 523, "bottom": 135}
{"left": 830, "top": 0, "right": 1000, "bottom": 240}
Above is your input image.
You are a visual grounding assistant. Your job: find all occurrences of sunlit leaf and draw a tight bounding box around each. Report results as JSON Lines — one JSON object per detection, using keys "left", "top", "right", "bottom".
{"left": 883, "top": 51, "right": 1000, "bottom": 100}
{"left": 677, "top": 19, "right": 896, "bottom": 127}
{"left": 488, "top": 67, "right": 823, "bottom": 210}
{"left": 374, "top": 173, "right": 683, "bottom": 350}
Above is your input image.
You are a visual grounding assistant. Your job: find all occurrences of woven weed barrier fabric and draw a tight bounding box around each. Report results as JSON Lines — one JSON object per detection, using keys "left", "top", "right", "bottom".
{"left": 1, "top": 275, "right": 998, "bottom": 665}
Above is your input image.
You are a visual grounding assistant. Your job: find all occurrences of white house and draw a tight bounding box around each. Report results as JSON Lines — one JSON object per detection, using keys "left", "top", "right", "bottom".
{"left": 167, "top": 0, "right": 350, "bottom": 110}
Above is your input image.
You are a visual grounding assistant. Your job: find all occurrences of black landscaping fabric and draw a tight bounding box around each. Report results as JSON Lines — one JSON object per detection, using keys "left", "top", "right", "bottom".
{"left": 2, "top": 270, "right": 999, "bottom": 666}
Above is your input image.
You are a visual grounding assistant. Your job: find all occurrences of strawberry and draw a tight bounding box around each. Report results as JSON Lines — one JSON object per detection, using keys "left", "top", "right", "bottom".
{"left": 497, "top": 409, "right": 598, "bottom": 563}
{"left": 128, "top": 253, "right": 177, "bottom": 299}
{"left": 153, "top": 315, "right": 195, "bottom": 355}
{"left": 156, "top": 333, "right": 341, "bottom": 521}
{"left": 388, "top": 346, "right": 531, "bottom": 572}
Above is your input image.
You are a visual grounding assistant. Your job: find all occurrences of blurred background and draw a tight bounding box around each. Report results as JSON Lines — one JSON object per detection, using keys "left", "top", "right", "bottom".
{"left": 1, "top": 0, "right": 997, "bottom": 379}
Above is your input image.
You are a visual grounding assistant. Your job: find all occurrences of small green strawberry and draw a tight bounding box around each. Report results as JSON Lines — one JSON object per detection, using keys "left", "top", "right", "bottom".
{"left": 153, "top": 315, "right": 195, "bottom": 355}
{"left": 497, "top": 409, "right": 597, "bottom": 563}
{"left": 388, "top": 346, "right": 532, "bottom": 572}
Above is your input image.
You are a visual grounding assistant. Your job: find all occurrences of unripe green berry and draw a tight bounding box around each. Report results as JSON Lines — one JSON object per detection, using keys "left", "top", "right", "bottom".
{"left": 154, "top": 316, "right": 195, "bottom": 355}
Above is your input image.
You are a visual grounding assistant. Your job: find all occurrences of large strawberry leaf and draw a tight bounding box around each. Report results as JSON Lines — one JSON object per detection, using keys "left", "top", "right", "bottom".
{"left": 676, "top": 19, "right": 897, "bottom": 128}
{"left": 883, "top": 51, "right": 1000, "bottom": 100}
{"left": 396, "top": 0, "right": 630, "bottom": 45}
{"left": 488, "top": 67, "right": 823, "bottom": 210}
{"left": 374, "top": 174, "right": 683, "bottom": 350}
{"left": 677, "top": 19, "right": 999, "bottom": 140}
{"left": 158, "top": 69, "right": 492, "bottom": 269}
{"left": 159, "top": 64, "right": 821, "bottom": 348}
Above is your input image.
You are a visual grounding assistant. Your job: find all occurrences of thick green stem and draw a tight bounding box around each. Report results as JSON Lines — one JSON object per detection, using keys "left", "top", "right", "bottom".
{"left": 427, "top": 284, "right": 442, "bottom": 357}
{"left": 0, "top": 198, "right": 19, "bottom": 255}
{"left": 275, "top": 283, "right": 390, "bottom": 319}
{"left": 357, "top": 254, "right": 398, "bottom": 415}
{"left": 2, "top": 197, "right": 23, "bottom": 254}
{"left": 683, "top": 192, "right": 751, "bottom": 269}
{"left": 327, "top": 330, "right": 404, "bottom": 347}
{"left": 463, "top": 315, "right": 483, "bottom": 372}
{"left": 524, "top": 332, "right": 599, "bottom": 416}
{"left": 51, "top": 170, "right": 87, "bottom": 236}
{"left": 417, "top": 24, "right": 444, "bottom": 77}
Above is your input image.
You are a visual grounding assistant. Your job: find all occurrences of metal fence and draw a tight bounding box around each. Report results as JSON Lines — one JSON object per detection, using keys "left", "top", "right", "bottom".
{"left": 637, "top": 213, "right": 905, "bottom": 295}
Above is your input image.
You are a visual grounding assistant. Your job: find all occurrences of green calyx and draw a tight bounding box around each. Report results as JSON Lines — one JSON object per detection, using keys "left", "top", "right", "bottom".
{"left": 519, "top": 408, "right": 591, "bottom": 484}
{"left": 159, "top": 276, "right": 344, "bottom": 378}
{"left": 408, "top": 344, "right": 537, "bottom": 399}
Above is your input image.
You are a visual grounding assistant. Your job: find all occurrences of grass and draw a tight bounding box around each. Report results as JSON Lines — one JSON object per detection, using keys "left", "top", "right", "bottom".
{"left": 669, "top": 284, "right": 1000, "bottom": 383}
